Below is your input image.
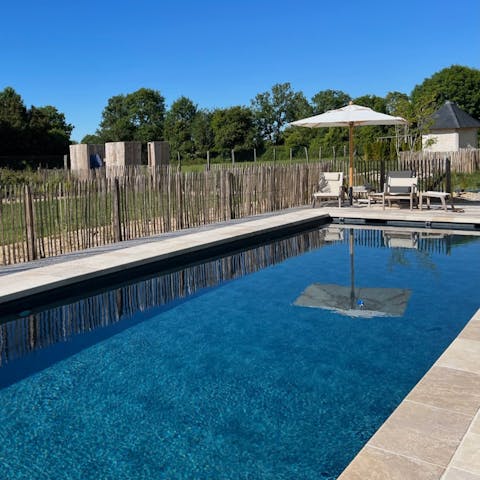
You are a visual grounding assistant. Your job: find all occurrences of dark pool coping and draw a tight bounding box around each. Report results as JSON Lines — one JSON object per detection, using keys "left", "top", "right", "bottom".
{"left": 0, "top": 209, "right": 331, "bottom": 318}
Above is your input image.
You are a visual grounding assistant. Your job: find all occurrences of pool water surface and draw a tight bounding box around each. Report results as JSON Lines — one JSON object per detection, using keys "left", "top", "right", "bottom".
{"left": 0, "top": 227, "right": 479, "bottom": 480}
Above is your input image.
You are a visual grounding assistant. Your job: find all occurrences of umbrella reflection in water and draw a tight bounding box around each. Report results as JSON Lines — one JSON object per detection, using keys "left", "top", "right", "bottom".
{"left": 294, "top": 228, "right": 411, "bottom": 318}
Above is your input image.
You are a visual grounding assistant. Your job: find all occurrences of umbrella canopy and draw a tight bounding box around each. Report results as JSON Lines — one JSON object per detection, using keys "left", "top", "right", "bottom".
{"left": 290, "top": 103, "right": 408, "bottom": 202}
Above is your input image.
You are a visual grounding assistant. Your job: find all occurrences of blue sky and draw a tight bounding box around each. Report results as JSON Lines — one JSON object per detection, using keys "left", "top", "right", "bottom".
{"left": 1, "top": 0, "right": 479, "bottom": 141}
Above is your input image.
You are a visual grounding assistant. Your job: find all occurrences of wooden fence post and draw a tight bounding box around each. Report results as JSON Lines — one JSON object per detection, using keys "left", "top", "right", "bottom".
{"left": 227, "top": 172, "right": 235, "bottom": 219}
{"left": 445, "top": 157, "right": 452, "bottom": 194}
{"left": 289, "top": 148, "right": 293, "bottom": 163}
{"left": 231, "top": 149, "right": 235, "bottom": 164}
{"left": 304, "top": 147, "right": 309, "bottom": 163}
{"left": 24, "top": 185, "right": 37, "bottom": 261}
{"left": 112, "top": 178, "right": 122, "bottom": 242}
{"left": 176, "top": 171, "right": 184, "bottom": 229}
{"left": 206, "top": 150, "right": 210, "bottom": 171}
{"left": 380, "top": 158, "right": 386, "bottom": 192}
{"left": 253, "top": 148, "right": 257, "bottom": 162}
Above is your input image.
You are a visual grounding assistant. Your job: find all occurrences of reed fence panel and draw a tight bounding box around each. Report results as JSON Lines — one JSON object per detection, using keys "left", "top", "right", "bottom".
{"left": 0, "top": 153, "right": 477, "bottom": 266}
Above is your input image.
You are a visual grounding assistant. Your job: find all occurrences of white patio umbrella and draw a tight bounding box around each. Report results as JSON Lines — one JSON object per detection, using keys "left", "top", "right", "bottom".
{"left": 290, "top": 102, "right": 408, "bottom": 204}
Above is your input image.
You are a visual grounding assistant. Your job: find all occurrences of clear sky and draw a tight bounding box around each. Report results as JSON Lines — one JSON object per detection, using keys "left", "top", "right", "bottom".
{"left": 1, "top": 0, "right": 479, "bottom": 141}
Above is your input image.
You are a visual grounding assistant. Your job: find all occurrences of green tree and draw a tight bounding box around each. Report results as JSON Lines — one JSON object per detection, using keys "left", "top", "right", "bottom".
{"left": 164, "top": 96, "right": 197, "bottom": 158}
{"left": 98, "top": 88, "right": 165, "bottom": 142}
{"left": 311, "top": 89, "right": 351, "bottom": 114}
{"left": 28, "top": 105, "right": 73, "bottom": 154}
{"left": 352, "top": 95, "right": 390, "bottom": 157}
{"left": 385, "top": 91, "right": 410, "bottom": 116}
{"left": 384, "top": 90, "right": 438, "bottom": 152}
{"left": 411, "top": 65, "right": 480, "bottom": 120}
{"left": 251, "top": 83, "right": 312, "bottom": 145}
{"left": 127, "top": 88, "right": 166, "bottom": 142}
{"left": 211, "top": 106, "right": 255, "bottom": 152}
{"left": 98, "top": 94, "right": 133, "bottom": 141}
{"left": 192, "top": 109, "right": 214, "bottom": 156}
{"left": 0, "top": 87, "right": 27, "bottom": 129}
{"left": 0, "top": 87, "right": 28, "bottom": 155}
{"left": 353, "top": 94, "right": 387, "bottom": 113}
{"left": 81, "top": 134, "right": 104, "bottom": 144}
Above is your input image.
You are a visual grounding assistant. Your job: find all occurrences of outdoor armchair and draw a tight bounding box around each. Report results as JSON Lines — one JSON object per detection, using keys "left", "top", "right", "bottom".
{"left": 312, "top": 172, "right": 344, "bottom": 208}
{"left": 382, "top": 174, "right": 418, "bottom": 210}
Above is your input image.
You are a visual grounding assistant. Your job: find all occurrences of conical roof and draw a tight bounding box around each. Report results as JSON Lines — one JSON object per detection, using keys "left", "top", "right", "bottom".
{"left": 431, "top": 101, "right": 480, "bottom": 129}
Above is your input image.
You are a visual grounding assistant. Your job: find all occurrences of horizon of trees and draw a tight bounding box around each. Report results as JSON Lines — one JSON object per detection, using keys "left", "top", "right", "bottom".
{"left": 0, "top": 87, "right": 73, "bottom": 168}
{"left": 1, "top": 65, "right": 479, "bottom": 168}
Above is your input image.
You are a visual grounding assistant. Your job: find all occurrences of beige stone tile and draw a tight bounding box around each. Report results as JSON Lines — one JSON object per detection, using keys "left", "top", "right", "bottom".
{"left": 452, "top": 433, "right": 480, "bottom": 474}
{"left": 471, "top": 415, "right": 480, "bottom": 435}
{"left": 437, "top": 339, "right": 480, "bottom": 375}
{"left": 338, "top": 446, "right": 444, "bottom": 480}
{"left": 407, "top": 366, "right": 480, "bottom": 416}
{"left": 369, "top": 400, "right": 471, "bottom": 466}
{"left": 443, "top": 467, "right": 480, "bottom": 479}
{"left": 460, "top": 321, "right": 480, "bottom": 342}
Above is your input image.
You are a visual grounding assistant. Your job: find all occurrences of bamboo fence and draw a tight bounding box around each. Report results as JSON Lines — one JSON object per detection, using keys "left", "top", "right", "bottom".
{"left": 0, "top": 150, "right": 477, "bottom": 266}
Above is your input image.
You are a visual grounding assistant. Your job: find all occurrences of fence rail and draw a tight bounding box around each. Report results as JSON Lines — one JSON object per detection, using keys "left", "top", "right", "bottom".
{"left": 0, "top": 151, "right": 477, "bottom": 266}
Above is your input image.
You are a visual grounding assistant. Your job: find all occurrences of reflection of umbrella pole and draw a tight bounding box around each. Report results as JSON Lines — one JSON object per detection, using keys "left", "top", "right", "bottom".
{"left": 349, "top": 228, "right": 355, "bottom": 309}
{"left": 349, "top": 122, "right": 354, "bottom": 205}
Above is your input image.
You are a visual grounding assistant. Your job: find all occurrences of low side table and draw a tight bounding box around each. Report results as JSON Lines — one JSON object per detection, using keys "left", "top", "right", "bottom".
{"left": 419, "top": 191, "right": 450, "bottom": 211}
{"left": 367, "top": 191, "right": 384, "bottom": 207}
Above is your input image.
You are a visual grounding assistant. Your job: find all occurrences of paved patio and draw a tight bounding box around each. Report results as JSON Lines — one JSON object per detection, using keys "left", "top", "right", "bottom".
{"left": 0, "top": 198, "right": 479, "bottom": 480}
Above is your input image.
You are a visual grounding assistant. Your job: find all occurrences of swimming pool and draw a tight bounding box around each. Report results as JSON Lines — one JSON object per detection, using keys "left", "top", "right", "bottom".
{"left": 1, "top": 226, "right": 479, "bottom": 479}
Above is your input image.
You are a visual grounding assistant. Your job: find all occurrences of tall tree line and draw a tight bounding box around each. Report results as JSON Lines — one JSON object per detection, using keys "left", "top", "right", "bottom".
{"left": 86, "top": 65, "right": 480, "bottom": 161}
{"left": 1, "top": 65, "right": 479, "bottom": 168}
{"left": 0, "top": 87, "right": 73, "bottom": 167}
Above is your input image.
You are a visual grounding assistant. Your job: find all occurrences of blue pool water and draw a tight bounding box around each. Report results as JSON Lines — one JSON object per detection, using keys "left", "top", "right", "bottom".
{"left": 0, "top": 227, "right": 479, "bottom": 479}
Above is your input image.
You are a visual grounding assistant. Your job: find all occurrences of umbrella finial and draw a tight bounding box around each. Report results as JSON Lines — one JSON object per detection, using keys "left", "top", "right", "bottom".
{"left": 349, "top": 101, "right": 353, "bottom": 105}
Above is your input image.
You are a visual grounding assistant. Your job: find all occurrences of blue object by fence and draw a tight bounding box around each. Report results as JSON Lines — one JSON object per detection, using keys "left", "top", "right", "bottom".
{"left": 89, "top": 153, "right": 103, "bottom": 168}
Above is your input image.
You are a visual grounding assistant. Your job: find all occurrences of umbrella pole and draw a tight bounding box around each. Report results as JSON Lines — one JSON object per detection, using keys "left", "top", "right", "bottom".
{"left": 349, "top": 122, "right": 354, "bottom": 205}
{"left": 349, "top": 229, "right": 355, "bottom": 309}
